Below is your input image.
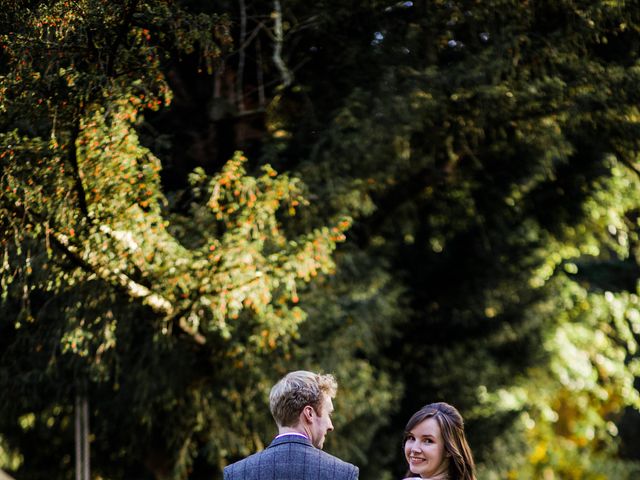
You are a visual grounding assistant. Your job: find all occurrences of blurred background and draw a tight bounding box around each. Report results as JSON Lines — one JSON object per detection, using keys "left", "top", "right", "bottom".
{"left": 1, "top": 1, "right": 640, "bottom": 478}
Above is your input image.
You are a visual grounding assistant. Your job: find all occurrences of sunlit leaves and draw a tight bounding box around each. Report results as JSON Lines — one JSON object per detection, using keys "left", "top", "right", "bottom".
{"left": 0, "top": 2, "right": 346, "bottom": 478}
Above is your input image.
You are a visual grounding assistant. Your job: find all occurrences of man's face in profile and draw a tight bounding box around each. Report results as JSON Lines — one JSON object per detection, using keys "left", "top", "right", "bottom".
{"left": 309, "top": 395, "right": 334, "bottom": 449}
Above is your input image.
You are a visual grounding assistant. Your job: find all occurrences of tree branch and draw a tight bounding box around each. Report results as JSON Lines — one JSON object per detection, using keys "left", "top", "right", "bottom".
{"left": 51, "top": 229, "right": 175, "bottom": 316}
{"left": 272, "top": 0, "right": 292, "bottom": 88}
{"left": 2, "top": 201, "right": 203, "bottom": 340}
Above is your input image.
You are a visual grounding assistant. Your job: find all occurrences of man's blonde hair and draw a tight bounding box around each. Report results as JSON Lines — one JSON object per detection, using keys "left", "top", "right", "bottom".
{"left": 269, "top": 370, "right": 337, "bottom": 427}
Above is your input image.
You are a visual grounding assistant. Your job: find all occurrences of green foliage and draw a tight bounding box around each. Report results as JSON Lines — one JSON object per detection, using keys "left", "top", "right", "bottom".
{"left": 270, "top": 0, "right": 640, "bottom": 478}
{"left": 2, "top": 1, "right": 640, "bottom": 479}
{"left": 0, "top": 2, "right": 351, "bottom": 479}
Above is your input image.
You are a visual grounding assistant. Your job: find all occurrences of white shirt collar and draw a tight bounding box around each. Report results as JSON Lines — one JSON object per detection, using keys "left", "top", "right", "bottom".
{"left": 275, "top": 432, "right": 309, "bottom": 440}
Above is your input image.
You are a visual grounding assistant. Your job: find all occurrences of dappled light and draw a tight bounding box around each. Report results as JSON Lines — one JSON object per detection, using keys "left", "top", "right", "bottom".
{"left": 1, "top": 1, "right": 640, "bottom": 480}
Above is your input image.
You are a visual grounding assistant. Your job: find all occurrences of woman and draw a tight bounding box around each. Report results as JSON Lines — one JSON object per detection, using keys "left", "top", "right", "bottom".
{"left": 402, "top": 402, "right": 476, "bottom": 480}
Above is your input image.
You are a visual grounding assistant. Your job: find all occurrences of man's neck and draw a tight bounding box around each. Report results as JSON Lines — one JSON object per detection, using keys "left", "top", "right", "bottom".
{"left": 277, "top": 426, "right": 309, "bottom": 439}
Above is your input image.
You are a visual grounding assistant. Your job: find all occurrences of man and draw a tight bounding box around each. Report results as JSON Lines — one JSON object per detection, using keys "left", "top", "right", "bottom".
{"left": 223, "top": 370, "right": 359, "bottom": 480}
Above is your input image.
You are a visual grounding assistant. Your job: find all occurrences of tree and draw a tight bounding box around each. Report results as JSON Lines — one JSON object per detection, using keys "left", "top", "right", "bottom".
{"left": 0, "top": 1, "right": 351, "bottom": 478}
{"left": 262, "top": 0, "right": 640, "bottom": 477}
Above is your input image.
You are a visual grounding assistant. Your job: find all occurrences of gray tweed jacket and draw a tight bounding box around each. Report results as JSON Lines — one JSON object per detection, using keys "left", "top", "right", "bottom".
{"left": 223, "top": 434, "right": 359, "bottom": 480}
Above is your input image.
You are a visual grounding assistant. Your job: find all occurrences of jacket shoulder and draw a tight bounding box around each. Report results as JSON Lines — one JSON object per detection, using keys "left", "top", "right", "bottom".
{"left": 223, "top": 453, "right": 257, "bottom": 480}
{"left": 223, "top": 449, "right": 277, "bottom": 480}
{"left": 314, "top": 449, "right": 359, "bottom": 479}
{"left": 224, "top": 445, "right": 358, "bottom": 480}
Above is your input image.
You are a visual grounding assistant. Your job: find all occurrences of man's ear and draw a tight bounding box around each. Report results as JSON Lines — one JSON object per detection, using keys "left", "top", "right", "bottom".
{"left": 302, "top": 405, "right": 314, "bottom": 423}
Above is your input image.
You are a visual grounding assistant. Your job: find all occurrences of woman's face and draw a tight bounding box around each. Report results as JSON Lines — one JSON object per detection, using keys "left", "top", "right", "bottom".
{"left": 404, "top": 416, "right": 449, "bottom": 478}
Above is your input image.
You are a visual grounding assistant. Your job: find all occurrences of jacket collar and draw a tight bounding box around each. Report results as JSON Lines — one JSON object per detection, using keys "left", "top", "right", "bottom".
{"left": 268, "top": 433, "right": 313, "bottom": 449}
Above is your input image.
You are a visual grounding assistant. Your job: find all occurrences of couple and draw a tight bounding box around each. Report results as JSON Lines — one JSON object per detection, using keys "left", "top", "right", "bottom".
{"left": 223, "top": 370, "right": 476, "bottom": 480}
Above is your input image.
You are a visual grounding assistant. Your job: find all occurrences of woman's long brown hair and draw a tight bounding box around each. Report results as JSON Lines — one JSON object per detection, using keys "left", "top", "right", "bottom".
{"left": 402, "top": 402, "right": 476, "bottom": 480}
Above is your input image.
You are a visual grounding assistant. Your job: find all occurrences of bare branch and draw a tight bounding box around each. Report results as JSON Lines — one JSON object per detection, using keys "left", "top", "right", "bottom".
{"left": 272, "top": 0, "right": 292, "bottom": 88}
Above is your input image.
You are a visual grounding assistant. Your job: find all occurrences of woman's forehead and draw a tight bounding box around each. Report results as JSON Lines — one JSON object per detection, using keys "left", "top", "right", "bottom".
{"left": 411, "top": 416, "right": 442, "bottom": 437}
